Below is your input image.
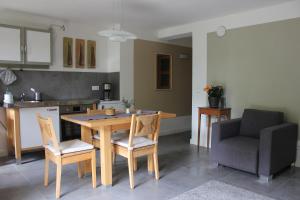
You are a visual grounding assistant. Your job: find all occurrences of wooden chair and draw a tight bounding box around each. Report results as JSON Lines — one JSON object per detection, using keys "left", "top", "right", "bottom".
{"left": 112, "top": 112, "right": 161, "bottom": 189}
{"left": 36, "top": 114, "right": 96, "bottom": 199}
{"left": 87, "top": 108, "right": 129, "bottom": 164}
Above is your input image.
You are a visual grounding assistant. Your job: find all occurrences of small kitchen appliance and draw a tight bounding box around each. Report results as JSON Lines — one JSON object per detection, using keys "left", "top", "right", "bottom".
{"left": 3, "top": 89, "right": 14, "bottom": 105}
{"left": 103, "top": 83, "right": 112, "bottom": 101}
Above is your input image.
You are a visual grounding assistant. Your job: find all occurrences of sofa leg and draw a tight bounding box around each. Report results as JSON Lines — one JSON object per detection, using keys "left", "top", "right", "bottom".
{"left": 259, "top": 175, "right": 273, "bottom": 182}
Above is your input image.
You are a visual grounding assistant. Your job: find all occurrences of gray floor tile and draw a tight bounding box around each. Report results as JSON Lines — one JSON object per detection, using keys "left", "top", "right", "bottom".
{"left": 0, "top": 132, "right": 299, "bottom": 200}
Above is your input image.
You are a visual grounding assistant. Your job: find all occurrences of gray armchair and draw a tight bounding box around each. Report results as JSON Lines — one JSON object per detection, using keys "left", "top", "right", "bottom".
{"left": 211, "top": 109, "right": 298, "bottom": 180}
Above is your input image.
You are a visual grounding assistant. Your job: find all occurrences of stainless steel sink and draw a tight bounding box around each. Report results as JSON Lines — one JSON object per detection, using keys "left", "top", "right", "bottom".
{"left": 21, "top": 100, "right": 41, "bottom": 103}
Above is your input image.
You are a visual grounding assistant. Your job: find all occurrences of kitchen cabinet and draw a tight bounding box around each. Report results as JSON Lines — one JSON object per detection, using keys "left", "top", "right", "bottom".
{"left": 0, "top": 24, "right": 52, "bottom": 65}
{"left": 6, "top": 106, "right": 59, "bottom": 163}
{"left": 19, "top": 106, "right": 60, "bottom": 149}
{"left": 99, "top": 100, "right": 124, "bottom": 110}
{"left": 0, "top": 25, "right": 22, "bottom": 64}
{"left": 25, "top": 29, "right": 52, "bottom": 65}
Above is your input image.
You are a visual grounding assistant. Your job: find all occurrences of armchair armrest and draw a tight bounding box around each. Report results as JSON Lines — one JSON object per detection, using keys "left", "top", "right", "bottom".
{"left": 212, "top": 118, "right": 241, "bottom": 143}
{"left": 259, "top": 123, "right": 298, "bottom": 176}
{"left": 211, "top": 118, "right": 241, "bottom": 161}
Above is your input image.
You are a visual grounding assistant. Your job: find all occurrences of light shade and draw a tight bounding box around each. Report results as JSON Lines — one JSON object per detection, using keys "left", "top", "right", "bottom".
{"left": 98, "top": 29, "right": 137, "bottom": 42}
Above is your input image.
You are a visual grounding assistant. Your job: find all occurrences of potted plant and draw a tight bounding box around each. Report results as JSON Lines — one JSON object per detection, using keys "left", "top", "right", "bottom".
{"left": 122, "top": 98, "right": 134, "bottom": 114}
{"left": 203, "top": 84, "right": 224, "bottom": 108}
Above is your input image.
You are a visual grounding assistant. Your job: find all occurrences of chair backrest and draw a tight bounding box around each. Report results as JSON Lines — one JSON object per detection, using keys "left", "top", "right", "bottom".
{"left": 36, "top": 113, "right": 60, "bottom": 151}
{"left": 128, "top": 112, "right": 161, "bottom": 148}
{"left": 240, "top": 109, "right": 284, "bottom": 138}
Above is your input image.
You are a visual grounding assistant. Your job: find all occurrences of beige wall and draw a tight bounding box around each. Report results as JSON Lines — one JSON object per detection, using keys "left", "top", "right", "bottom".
{"left": 134, "top": 39, "right": 192, "bottom": 116}
{"left": 208, "top": 18, "right": 300, "bottom": 126}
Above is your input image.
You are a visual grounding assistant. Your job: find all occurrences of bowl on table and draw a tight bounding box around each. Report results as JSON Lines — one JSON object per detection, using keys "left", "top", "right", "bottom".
{"left": 105, "top": 108, "right": 116, "bottom": 116}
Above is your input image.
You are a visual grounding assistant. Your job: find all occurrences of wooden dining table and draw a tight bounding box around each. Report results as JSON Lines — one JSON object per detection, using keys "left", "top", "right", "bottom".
{"left": 61, "top": 111, "right": 176, "bottom": 186}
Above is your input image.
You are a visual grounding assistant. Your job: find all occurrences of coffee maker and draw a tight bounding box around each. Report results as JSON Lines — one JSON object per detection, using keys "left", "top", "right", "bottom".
{"left": 103, "top": 83, "right": 112, "bottom": 101}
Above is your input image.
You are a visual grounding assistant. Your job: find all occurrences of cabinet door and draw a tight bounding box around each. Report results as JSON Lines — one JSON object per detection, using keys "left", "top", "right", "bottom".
{"left": 0, "top": 25, "right": 22, "bottom": 63}
{"left": 20, "top": 106, "right": 60, "bottom": 149}
{"left": 25, "top": 29, "right": 51, "bottom": 65}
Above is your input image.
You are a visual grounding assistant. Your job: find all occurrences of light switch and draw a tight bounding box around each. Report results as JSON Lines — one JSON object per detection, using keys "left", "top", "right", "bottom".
{"left": 92, "top": 85, "right": 100, "bottom": 91}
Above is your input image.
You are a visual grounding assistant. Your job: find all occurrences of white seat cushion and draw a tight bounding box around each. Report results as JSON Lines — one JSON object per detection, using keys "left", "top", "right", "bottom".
{"left": 113, "top": 136, "right": 156, "bottom": 150}
{"left": 93, "top": 131, "right": 128, "bottom": 142}
{"left": 45, "top": 139, "right": 94, "bottom": 156}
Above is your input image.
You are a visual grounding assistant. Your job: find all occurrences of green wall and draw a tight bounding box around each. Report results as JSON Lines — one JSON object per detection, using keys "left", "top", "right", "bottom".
{"left": 208, "top": 18, "right": 300, "bottom": 128}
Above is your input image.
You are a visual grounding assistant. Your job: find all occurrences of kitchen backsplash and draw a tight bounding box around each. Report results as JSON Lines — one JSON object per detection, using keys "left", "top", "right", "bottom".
{"left": 0, "top": 70, "right": 119, "bottom": 101}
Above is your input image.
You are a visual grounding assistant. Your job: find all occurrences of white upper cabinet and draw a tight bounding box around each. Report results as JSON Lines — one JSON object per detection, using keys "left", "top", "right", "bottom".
{"left": 0, "top": 24, "right": 52, "bottom": 66}
{"left": 25, "top": 29, "right": 51, "bottom": 64}
{"left": 0, "top": 25, "right": 22, "bottom": 63}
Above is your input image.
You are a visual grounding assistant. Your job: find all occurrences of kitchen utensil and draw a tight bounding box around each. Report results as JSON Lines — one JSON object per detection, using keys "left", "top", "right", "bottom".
{"left": 30, "top": 88, "right": 42, "bottom": 101}
{"left": 3, "top": 88, "right": 14, "bottom": 104}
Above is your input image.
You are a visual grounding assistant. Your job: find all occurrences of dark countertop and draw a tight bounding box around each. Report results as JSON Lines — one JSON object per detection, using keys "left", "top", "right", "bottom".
{"left": 8, "top": 99, "right": 100, "bottom": 108}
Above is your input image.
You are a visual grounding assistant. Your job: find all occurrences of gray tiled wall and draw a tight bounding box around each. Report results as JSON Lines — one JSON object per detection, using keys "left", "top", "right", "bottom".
{"left": 0, "top": 70, "right": 120, "bottom": 101}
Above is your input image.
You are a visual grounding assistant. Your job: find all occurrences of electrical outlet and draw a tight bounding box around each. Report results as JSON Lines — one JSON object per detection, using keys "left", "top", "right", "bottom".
{"left": 92, "top": 85, "right": 100, "bottom": 91}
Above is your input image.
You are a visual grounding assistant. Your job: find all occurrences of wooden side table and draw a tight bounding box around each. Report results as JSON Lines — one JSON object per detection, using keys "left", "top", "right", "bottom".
{"left": 197, "top": 107, "right": 231, "bottom": 151}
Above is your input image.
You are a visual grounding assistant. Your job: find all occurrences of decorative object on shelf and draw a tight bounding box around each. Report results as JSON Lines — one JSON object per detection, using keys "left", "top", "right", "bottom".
{"left": 63, "top": 37, "right": 73, "bottom": 67}
{"left": 156, "top": 54, "right": 172, "bottom": 90}
{"left": 97, "top": 0, "right": 137, "bottom": 42}
{"left": 87, "top": 40, "right": 96, "bottom": 68}
{"left": 75, "top": 39, "right": 85, "bottom": 68}
{"left": 105, "top": 108, "right": 116, "bottom": 116}
{"left": 122, "top": 97, "right": 134, "bottom": 114}
{"left": 203, "top": 84, "right": 224, "bottom": 108}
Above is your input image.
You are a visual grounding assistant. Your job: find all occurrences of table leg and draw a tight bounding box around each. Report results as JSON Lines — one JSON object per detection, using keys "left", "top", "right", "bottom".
{"left": 207, "top": 115, "right": 211, "bottom": 149}
{"left": 99, "top": 126, "right": 113, "bottom": 186}
{"left": 197, "top": 111, "right": 201, "bottom": 152}
{"left": 81, "top": 126, "right": 92, "bottom": 174}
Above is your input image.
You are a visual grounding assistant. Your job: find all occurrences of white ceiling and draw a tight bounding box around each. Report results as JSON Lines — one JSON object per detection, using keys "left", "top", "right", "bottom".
{"left": 0, "top": 0, "right": 293, "bottom": 30}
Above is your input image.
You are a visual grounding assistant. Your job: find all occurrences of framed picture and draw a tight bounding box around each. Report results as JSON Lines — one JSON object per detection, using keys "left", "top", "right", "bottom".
{"left": 75, "top": 39, "right": 85, "bottom": 68}
{"left": 63, "top": 37, "right": 73, "bottom": 67}
{"left": 87, "top": 40, "right": 96, "bottom": 68}
{"left": 155, "top": 53, "right": 172, "bottom": 90}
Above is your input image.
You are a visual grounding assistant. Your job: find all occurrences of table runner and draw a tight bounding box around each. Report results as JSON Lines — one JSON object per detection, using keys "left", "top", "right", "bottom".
{"left": 70, "top": 110, "right": 157, "bottom": 121}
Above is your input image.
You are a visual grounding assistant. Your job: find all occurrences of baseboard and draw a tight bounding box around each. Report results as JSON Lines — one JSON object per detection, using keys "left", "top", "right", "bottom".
{"left": 160, "top": 115, "right": 191, "bottom": 136}
{"left": 295, "top": 141, "right": 300, "bottom": 167}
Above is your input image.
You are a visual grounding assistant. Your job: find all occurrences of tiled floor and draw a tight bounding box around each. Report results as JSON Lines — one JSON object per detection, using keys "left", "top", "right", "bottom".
{"left": 0, "top": 132, "right": 300, "bottom": 200}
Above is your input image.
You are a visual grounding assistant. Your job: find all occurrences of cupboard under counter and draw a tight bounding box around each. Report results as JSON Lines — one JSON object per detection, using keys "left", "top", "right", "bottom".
{"left": 6, "top": 106, "right": 59, "bottom": 164}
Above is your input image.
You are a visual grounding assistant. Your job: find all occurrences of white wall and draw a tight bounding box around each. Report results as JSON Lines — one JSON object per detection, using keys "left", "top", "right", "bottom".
{"left": 157, "top": 0, "right": 300, "bottom": 147}
{"left": 0, "top": 10, "right": 120, "bottom": 73}
{"left": 120, "top": 40, "right": 134, "bottom": 100}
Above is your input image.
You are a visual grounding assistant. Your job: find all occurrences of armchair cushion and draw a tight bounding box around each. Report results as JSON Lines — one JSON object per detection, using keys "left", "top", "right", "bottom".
{"left": 215, "top": 136, "right": 259, "bottom": 174}
{"left": 240, "top": 109, "right": 284, "bottom": 138}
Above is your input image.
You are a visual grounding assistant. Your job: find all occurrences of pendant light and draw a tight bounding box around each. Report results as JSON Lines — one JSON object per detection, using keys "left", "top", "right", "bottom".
{"left": 98, "top": 0, "right": 137, "bottom": 42}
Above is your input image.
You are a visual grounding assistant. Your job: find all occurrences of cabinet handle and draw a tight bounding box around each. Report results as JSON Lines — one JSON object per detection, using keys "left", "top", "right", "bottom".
{"left": 47, "top": 108, "right": 58, "bottom": 112}
{"left": 24, "top": 45, "right": 27, "bottom": 54}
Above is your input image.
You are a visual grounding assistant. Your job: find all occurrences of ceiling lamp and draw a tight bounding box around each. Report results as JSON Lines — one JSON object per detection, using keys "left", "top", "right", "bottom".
{"left": 97, "top": 0, "right": 137, "bottom": 42}
{"left": 98, "top": 24, "right": 137, "bottom": 42}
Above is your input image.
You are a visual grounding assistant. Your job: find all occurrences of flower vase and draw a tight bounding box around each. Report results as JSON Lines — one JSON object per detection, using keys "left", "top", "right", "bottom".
{"left": 208, "top": 97, "right": 220, "bottom": 108}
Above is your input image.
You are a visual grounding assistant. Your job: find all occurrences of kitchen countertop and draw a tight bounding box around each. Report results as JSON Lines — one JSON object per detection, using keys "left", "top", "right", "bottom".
{"left": 7, "top": 99, "right": 100, "bottom": 108}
